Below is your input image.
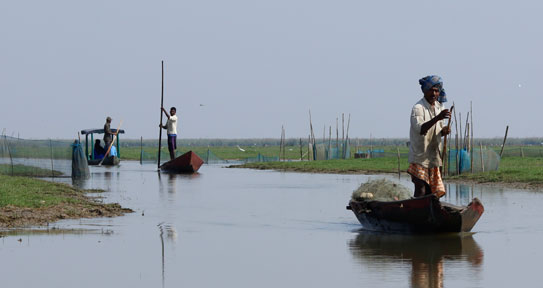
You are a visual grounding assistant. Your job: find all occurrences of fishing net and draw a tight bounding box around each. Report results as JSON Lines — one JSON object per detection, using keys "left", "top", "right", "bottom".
{"left": 446, "top": 148, "right": 500, "bottom": 175}
{"left": 0, "top": 135, "right": 72, "bottom": 177}
{"left": 311, "top": 141, "right": 351, "bottom": 160}
{"left": 71, "top": 140, "right": 90, "bottom": 179}
{"left": 242, "top": 153, "right": 279, "bottom": 163}
{"left": 197, "top": 149, "right": 230, "bottom": 164}
{"left": 352, "top": 178, "right": 411, "bottom": 202}
{"left": 496, "top": 146, "right": 543, "bottom": 158}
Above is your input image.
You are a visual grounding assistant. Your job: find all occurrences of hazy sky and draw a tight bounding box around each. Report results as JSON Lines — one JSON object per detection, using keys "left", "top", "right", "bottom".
{"left": 1, "top": 0, "right": 541, "bottom": 140}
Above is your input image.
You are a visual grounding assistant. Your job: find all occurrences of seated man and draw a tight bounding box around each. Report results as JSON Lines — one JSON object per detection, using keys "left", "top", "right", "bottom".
{"left": 109, "top": 145, "right": 118, "bottom": 157}
{"left": 94, "top": 139, "right": 106, "bottom": 159}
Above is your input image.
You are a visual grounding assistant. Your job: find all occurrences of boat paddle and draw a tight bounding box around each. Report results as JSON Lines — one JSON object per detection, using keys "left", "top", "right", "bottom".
{"left": 99, "top": 120, "right": 123, "bottom": 166}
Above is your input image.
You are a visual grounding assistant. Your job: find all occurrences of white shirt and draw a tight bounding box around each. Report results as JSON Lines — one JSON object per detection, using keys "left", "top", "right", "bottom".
{"left": 167, "top": 115, "right": 178, "bottom": 135}
{"left": 408, "top": 98, "right": 445, "bottom": 168}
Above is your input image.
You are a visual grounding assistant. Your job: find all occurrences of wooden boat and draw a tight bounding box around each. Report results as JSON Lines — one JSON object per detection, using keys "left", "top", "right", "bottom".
{"left": 347, "top": 194, "right": 484, "bottom": 233}
{"left": 80, "top": 128, "right": 125, "bottom": 166}
{"left": 87, "top": 156, "right": 120, "bottom": 166}
{"left": 160, "top": 151, "right": 204, "bottom": 173}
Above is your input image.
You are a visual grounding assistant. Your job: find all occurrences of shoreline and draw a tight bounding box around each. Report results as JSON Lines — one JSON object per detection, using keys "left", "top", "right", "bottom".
{"left": 230, "top": 164, "right": 543, "bottom": 191}
{"left": 0, "top": 175, "right": 133, "bottom": 229}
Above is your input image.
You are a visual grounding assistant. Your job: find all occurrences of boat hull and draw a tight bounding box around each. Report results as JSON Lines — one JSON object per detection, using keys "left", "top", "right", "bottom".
{"left": 160, "top": 151, "right": 204, "bottom": 174}
{"left": 88, "top": 156, "right": 120, "bottom": 166}
{"left": 347, "top": 194, "right": 484, "bottom": 233}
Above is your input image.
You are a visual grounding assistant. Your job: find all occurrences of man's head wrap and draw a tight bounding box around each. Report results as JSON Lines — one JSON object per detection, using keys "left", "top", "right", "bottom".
{"left": 419, "top": 75, "right": 447, "bottom": 103}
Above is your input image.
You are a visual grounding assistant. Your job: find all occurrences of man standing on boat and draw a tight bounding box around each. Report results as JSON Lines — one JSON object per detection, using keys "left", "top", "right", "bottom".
{"left": 160, "top": 107, "right": 178, "bottom": 160}
{"left": 103, "top": 116, "right": 113, "bottom": 157}
{"left": 408, "top": 76, "right": 451, "bottom": 198}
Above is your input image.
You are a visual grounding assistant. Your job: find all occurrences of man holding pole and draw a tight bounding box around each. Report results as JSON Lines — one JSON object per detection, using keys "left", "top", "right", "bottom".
{"left": 408, "top": 75, "right": 451, "bottom": 198}
{"left": 160, "top": 107, "right": 178, "bottom": 160}
{"left": 103, "top": 116, "right": 113, "bottom": 157}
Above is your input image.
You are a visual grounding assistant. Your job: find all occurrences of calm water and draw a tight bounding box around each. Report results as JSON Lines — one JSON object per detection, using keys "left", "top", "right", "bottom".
{"left": 1, "top": 161, "right": 542, "bottom": 288}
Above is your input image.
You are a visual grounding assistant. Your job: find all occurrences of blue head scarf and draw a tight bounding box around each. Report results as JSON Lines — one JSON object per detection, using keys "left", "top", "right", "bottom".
{"left": 419, "top": 75, "right": 447, "bottom": 103}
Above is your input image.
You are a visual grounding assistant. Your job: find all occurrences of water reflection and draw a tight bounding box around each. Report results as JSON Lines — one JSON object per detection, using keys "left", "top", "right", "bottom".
{"left": 349, "top": 232, "right": 483, "bottom": 288}
{"left": 0, "top": 227, "right": 112, "bottom": 238}
{"left": 158, "top": 222, "right": 178, "bottom": 288}
{"left": 157, "top": 172, "right": 201, "bottom": 194}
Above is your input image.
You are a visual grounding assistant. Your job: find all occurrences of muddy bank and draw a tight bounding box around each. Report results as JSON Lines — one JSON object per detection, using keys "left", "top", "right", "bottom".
{"left": 0, "top": 174, "right": 133, "bottom": 229}
{"left": 0, "top": 202, "right": 133, "bottom": 228}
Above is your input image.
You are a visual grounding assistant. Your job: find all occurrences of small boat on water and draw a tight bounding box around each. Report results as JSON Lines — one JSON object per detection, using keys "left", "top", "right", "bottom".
{"left": 347, "top": 194, "right": 484, "bottom": 233}
{"left": 80, "top": 128, "right": 125, "bottom": 166}
{"left": 160, "top": 151, "right": 204, "bottom": 173}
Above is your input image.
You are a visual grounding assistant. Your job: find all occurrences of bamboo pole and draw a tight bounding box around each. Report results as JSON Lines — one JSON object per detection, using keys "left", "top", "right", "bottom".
{"left": 309, "top": 110, "right": 315, "bottom": 146}
{"left": 280, "top": 126, "right": 283, "bottom": 161}
{"left": 499, "top": 125, "right": 509, "bottom": 157}
{"left": 323, "top": 125, "right": 326, "bottom": 145}
{"left": 328, "top": 126, "right": 332, "bottom": 160}
{"left": 480, "top": 142, "right": 484, "bottom": 172}
{"left": 441, "top": 105, "right": 454, "bottom": 176}
{"left": 454, "top": 107, "right": 459, "bottom": 174}
{"left": 458, "top": 112, "right": 464, "bottom": 153}
{"left": 308, "top": 135, "right": 311, "bottom": 161}
{"left": 299, "top": 138, "right": 302, "bottom": 161}
{"left": 465, "top": 123, "right": 469, "bottom": 151}
{"left": 370, "top": 133, "right": 373, "bottom": 158}
{"left": 345, "top": 114, "right": 351, "bottom": 159}
{"left": 464, "top": 112, "right": 470, "bottom": 150}
{"left": 397, "top": 146, "right": 401, "bottom": 180}
{"left": 140, "top": 136, "right": 143, "bottom": 164}
{"left": 470, "top": 101, "right": 474, "bottom": 173}
{"left": 342, "top": 113, "right": 345, "bottom": 149}
{"left": 50, "top": 139, "right": 54, "bottom": 178}
{"left": 336, "top": 118, "right": 339, "bottom": 157}
{"left": 158, "top": 61, "right": 164, "bottom": 169}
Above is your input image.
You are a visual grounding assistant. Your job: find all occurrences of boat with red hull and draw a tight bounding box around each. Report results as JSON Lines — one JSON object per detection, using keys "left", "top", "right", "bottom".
{"left": 160, "top": 151, "right": 204, "bottom": 174}
{"left": 347, "top": 194, "right": 484, "bottom": 233}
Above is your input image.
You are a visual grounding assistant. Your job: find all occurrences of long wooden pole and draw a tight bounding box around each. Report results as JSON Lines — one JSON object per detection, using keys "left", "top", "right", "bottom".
{"left": 299, "top": 138, "right": 302, "bottom": 161}
{"left": 441, "top": 105, "right": 454, "bottom": 176}
{"left": 464, "top": 113, "right": 470, "bottom": 149}
{"left": 158, "top": 61, "right": 164, "bottom": 169}
{"left": 480, "top": 142, "right": 484, "bottom": 172}
{"left": 345, "top": 114, "right": 351, "bottom": 159}
{"left": 454, "top": 105, "right": 459, "bottom": 174}
{"left": 99, "top": 120, "right": 123, "bottom": 166}
{"left": 499, "top": 125, "right": 509, "bottom": 157}
{"left": 328, "top": 126, "right": 331, "bottom": 160}
{"left": 458, "top": 112, "right": 464, "bottom": 150}
{"left": 336, "top": 118, "right": 339, "bottom": 156}
{"left": 470, "top": 101, "right": 474, "bottom": 173}
{"left": 397, "top": 146, "right": 401, "bottom": 180}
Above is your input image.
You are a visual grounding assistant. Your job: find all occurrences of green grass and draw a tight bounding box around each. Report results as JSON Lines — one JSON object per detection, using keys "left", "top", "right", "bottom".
{"left": 0, "top": 174, "right": 89, "bottom": 208}
{"left": 234, "top": 155, "right": 543, "bottom": 187}
{"left": 448, "top": 157, "right": 543, "bottom": 185}
{"left": 235, "top": 157, "right": 408, "bottom": 174}
{"left": 119, "top": 145, "right": 410, "bottom": 161}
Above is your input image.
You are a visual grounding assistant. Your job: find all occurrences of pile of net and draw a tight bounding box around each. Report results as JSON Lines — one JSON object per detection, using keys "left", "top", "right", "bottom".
{"left": 351, "top": 178, "right": 411, "bottom": 202}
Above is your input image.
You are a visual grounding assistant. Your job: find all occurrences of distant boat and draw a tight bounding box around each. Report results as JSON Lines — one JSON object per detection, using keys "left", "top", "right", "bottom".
{"left": 80, "top": 128, "right": 125, "bottom": 166}
{"left": 347, "top": 194, "right": 484, "bottom": 233}
{"left": 160, "top": 151, "right": 204, "bottom": 174}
